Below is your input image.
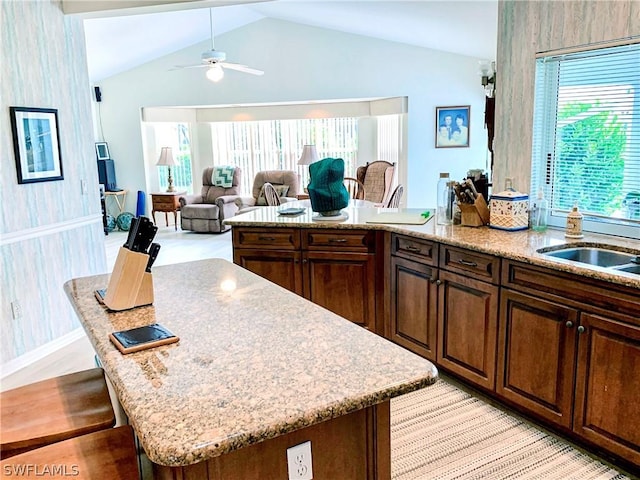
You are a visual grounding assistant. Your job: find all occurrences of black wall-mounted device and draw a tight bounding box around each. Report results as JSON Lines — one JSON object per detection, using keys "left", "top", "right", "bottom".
{"left": 94, "top": 86, "right": 102, "bottom": 102}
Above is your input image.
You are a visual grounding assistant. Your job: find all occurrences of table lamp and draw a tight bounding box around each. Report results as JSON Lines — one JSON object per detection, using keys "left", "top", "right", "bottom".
{"left": 298, "top": 145, "right": 319, "bottom": 193}
{"left": 156, "top": 147, "right": 179, "bottom": 192}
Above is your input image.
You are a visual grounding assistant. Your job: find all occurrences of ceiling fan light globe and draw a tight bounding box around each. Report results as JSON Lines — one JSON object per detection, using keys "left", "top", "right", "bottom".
{"left": 206, "top": 65, "right": 224, "bottom": 82}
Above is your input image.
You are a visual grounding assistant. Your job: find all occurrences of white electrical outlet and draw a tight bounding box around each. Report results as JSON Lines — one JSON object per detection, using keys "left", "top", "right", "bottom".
{"left": 286, "top": 441, "right": 313, "bottom": 480}
{"left": 11, "top": 300, "right": 22, "bottom": 319}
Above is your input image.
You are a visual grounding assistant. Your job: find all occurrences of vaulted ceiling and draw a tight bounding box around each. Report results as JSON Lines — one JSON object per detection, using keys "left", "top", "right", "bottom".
{"left": 82, "top": 1, "right": 498, "bottom": 83}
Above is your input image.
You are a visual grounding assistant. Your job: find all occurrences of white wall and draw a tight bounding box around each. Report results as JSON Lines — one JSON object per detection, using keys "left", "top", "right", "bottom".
{"left": 1, "top": 1, "right": 107, "bottom": 366}
{"left": 96, "top": 18, "right": 489, "bottom": 209}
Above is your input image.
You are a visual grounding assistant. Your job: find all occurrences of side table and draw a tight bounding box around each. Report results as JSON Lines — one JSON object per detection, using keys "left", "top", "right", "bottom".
{"left": 151, "top": 192, "right": 186, "bottom": 231}
{"left": 104, "top": 190, "right": 127, "bottom": 217}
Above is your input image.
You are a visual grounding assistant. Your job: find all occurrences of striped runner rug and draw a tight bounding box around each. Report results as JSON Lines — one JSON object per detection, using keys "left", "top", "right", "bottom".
{"left": 390, "top": 379, "right": 631, "bottom": 480}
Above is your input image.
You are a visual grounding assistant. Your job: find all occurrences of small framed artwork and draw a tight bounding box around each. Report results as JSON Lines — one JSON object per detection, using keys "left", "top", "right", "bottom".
{"left": 95, "top": 142, "right": 110, "bottom": 160}
{"left": 10, "top": 107, "right": 64, "bottom": 184}
{"left": 435, "top": 105, "right": 470, "bottom": 148}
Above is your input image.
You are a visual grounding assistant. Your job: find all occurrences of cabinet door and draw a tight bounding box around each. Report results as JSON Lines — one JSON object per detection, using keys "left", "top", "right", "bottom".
{"left": 437, "top": 270, "right": 499, "bottom": 391}
{"left": 303, "top": 251, "right": 376, "bottom": 331}
{"left": 574, "top": 313, "right": 640, "bottom": 464}
{"left": 497, "top": 289, "right": 578, "bottom": 428}
{"left": 233, "top": 249, "right": 303, "bottom": 295}
{"left": 390, "top": 256, "right": 438, "bottom": 361}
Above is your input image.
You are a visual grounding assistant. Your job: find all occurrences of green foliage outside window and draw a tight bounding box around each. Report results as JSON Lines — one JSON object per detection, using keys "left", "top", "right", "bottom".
{"left": 555, "top": 101, "right": 626, "bottom": 215}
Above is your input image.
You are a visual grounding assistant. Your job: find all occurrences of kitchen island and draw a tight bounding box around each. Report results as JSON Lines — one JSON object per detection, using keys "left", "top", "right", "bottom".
{"left": 64, "top": 258, "right": 438, "bottom": 479}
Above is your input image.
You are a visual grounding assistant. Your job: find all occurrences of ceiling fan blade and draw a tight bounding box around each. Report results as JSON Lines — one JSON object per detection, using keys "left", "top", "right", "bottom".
{"left": 220, "top": 62, "right": 264, "bottom": 76}
{"left": 171, "top": 64, "right": 209, "bottom": 71}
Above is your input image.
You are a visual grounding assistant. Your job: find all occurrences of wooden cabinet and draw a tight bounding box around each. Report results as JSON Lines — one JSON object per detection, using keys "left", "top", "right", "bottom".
{"left": 304, "top": 251, "right": 376, "bottom": 330}
{"left": 233, "top": 227, "right": 380, "bottom": 332}
{"left": 436, "top": 246, "right": 500, "bottom": 391}
{"left": 500, "top": 260, "right": 640, "bottom": 465}
{"left": 497, "top": 289, "right": 578, "bottom": 428}
{"left": 151, "top": 192, "right": 185, "bottom": 230}
{"left": 233, "top": 228, "right": 302, "bottom": 293}
{"left": 437, "top": 269, "right": 499, "bottom": 391}
{"left": 574, "top": 313, "right": 640, "bottom": 465}
{"left": 390, "top": 256, "right": 438, "bottom": 361}
{"left": 390, "top": 236, "right": 500, "bottom": 390}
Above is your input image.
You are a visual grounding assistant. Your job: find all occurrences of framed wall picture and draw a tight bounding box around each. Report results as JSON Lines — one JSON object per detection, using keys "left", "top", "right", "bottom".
{"left": 10, "top": 106, "right": 64, "bottom": 184}
{"left": 95, "top": 142, "right": 110, "bottom": 160}
{"left": 435, "top": 105, "right": 470, "bottom": 148}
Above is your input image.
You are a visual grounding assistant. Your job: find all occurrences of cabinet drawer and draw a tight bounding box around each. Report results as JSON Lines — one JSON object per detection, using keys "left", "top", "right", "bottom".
{"left": 440, "top": 245, "right": 500, "bottom": 284}
{"left": 502, "top": 260, "right": 640, "bottom": 322}
{"left": 232, "top": 228, "right": 301, "bottom": 250}
{"left": 391, "top": 234, "right": 438, "bottom": 266}
{"left": 153, "top": 199, "right": 178, "bottom": 209}
{"left": 303, "top": 229, "right": 375, "bottom": 252}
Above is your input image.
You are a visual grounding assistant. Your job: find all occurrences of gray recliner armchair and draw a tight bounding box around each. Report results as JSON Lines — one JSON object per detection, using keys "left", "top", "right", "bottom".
{"left": 179, "top": 167, "right": 241, "bottom": 233}
{"left": 234, "top": 170, "right": 300, "bottom": 214}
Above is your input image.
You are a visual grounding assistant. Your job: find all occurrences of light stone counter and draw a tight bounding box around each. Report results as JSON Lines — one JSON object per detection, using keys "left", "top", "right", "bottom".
{"left": 64, "top": 259, "right": 438, "bottom": 467}
{"left": 224, "top": 203, "right": 640, "bottom": 290}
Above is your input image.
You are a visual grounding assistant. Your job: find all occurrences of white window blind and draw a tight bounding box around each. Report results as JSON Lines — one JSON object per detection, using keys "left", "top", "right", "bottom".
{"left": 531, "top": 42, "right": 640, "bottom": 239}
{"left": 210, "top": 118, "right": 358, "bottom": 194}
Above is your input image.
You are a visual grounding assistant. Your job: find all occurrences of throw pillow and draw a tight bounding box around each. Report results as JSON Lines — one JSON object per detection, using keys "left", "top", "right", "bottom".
{"left": 256, "top": 184, "right": 290, "bottom": 206}
{"left": 212, "top": 166, "right": 235, "bottom": 188}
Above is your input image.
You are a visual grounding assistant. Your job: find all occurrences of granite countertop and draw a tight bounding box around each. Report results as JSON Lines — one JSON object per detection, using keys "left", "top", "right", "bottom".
{"left": 64, "top": 259, "right": 438, "bottom": 467}
{"left": 224, "top": 203, "right": 640, "bottom": 290}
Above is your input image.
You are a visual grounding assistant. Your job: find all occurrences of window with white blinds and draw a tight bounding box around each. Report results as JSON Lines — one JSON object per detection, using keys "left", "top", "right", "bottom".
{"left": 531, "top": 41, "right": 640, "bottom": 239}
{"left": 210, "top": 118, "right": 358, "bottom": 194}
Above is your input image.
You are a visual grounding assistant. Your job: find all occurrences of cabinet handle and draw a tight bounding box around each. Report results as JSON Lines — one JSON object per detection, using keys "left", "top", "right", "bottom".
{"left": 406, "top": 245, "right": 421, "bottom": 253}
{"left": 458, "top": 259, "right": 478, "bottom": 267}
{"left": 329, "top": 238, "right": 347, "bottom": 243}
{"left": 258, "top": 236, "right": 276, "bottom": 241}
{"left": 302, "top": 259, "right": 308, "bottom": 264}
{"left": 566, "top": 321, "right": 574, "bottom": 328}
{"left": 577, "top": 325, "right": 585, "bottom": 334}
{"left": 436, "top": 280, "right": 442, "bottom": 286}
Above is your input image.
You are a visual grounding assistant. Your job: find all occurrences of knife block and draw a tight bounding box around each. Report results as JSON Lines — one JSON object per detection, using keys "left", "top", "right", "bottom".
{"left": 457, "top": 194, "right": 490, "bottom": 227}
{"left": 102, "top": 247, "right": 154, "bottom": 311}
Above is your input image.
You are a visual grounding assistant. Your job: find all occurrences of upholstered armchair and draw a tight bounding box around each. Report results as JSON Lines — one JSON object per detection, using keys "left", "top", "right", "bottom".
{"left": 356, "top": 161, "right": 396, "bottom": 205}
{"left": 234, "top": 170, "right": 300, "bottom": 214}
{"left": 179, "top": 167, "right": 241, "bottom": 233}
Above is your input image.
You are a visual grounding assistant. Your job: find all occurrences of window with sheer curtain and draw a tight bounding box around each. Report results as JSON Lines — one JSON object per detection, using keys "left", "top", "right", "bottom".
{"left": 210, "top": 118, "right": 359, "bottom": 194}
{"left": 154, "top": 123, "right": 194, "bottom": 194}
{"left": 531, "top": 41, "right": 640, "bottom": 239}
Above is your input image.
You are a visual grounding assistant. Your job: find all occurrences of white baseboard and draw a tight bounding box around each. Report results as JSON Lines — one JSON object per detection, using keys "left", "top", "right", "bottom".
{"left": 0, "top": 328, "right": 87, "bottom": 380}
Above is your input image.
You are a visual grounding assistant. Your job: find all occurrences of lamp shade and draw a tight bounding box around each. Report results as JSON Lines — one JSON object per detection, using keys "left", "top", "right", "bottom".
{"left": 298, "top": 145, "right": 319, "bottom": 165}
{"left": 156, "top": 147, "right": 179, "bottom": 167}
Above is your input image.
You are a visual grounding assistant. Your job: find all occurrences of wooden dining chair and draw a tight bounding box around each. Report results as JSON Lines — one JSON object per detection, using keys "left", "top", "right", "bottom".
{"left": 0, "top": 426, "right": 140, "bottom": 480}
{"left": 1, "top": 368, "right": 116, "bottom": 458}
{"left": 262, "top": 182, "right": 281, "bottom": 206}
{"left": 343, "top": 177, "right": 365, "bottom": 200}
{"left": 385, "top": 184, "right": 404, "bottom": 208}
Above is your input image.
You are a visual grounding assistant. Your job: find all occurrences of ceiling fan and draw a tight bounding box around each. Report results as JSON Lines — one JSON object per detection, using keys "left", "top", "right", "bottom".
{"left": 172, "top": 9, "right": 264, "bottom": 82}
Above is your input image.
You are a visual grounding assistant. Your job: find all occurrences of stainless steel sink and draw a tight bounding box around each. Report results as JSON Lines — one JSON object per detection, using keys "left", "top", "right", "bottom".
{"left": 542, "top": 247, "right": 634, "bottom": 267}
{"left": 537, "top": 245, "right": 640, "bottom": 275}
{"left": 612, "top": 263, "right": 640, "bottom": 275}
